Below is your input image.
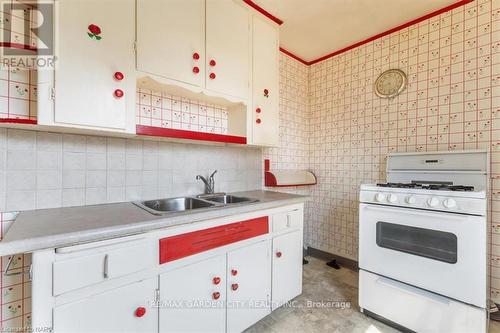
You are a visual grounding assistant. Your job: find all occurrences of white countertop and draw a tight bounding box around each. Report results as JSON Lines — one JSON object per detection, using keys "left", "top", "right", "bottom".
{"left": 0, "top": 190, "right": 309, "bottom": 256}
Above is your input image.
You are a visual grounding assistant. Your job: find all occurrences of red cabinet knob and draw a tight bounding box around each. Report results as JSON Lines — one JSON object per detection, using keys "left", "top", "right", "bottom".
{"left": 193, "top": 66, "right": 200, "bottom": 74}
{"left": 256, "top": 118, "right": 261, "bottom": 124}
{"left": 231, "top": 283, "right": 239, "bottom": 291}
{"left": 135, "top": 307, "right": 146, "bottom": 317}
{"left": 212, "top": 292, "right": 221, "bottom": 300}
{"left": 193, "top": 52, "right": 200, "bottom": 60}
{"left": 276, "top": 251, "right": 282, "bottom": 258}
{"left": 256, "top": 108, "right": 261, "bottom": 113}
{"left": 213, "top": 277, "right": 221, "bottom": 285}
{"left": 114, "top": 72, "right": 124, "bottom": 81}
{"left": 114, "top": 89, "right": 124, "bottom": 98}
{"left": 209, "top": 73, "right": 216, "bottom": 80}
{"left": 209, "top": 59, "right": 216, "bottom": 66}
{"left": 231, "top": 269, "right": 238, "bottom": 276}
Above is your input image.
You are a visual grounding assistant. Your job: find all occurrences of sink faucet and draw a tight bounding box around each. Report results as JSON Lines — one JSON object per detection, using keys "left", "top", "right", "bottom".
{"left": 196, "top": 170, "right": 217, "bottom": 194}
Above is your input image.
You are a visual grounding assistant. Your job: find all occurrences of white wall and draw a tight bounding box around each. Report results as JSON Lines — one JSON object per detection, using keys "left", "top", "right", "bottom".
{"left": 0, "top": 129, "right": 263, "bottom": 212}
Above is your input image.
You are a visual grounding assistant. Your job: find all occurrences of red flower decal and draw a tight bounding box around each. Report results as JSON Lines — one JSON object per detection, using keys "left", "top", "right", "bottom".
{"left": 87, "top": 24, "right": 102, "bottom": 40}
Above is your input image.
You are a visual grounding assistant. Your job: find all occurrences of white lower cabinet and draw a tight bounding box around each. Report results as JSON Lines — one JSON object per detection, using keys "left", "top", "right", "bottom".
{"left": 271, "top": 230, "right": 303, "bottom": 310}
{"left": 226, "top": 240, "right": 271, "bottom": 333}
{"left": 159, "top": 254, "right": 227, "bottom": 333}
{"left": 53, "top": 277, "right": 158, "bottom": 333}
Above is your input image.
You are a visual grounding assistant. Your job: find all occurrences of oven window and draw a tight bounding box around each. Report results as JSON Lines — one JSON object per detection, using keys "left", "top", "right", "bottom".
{"left": 376, "top": 222, "right": 457, "bottom": 264}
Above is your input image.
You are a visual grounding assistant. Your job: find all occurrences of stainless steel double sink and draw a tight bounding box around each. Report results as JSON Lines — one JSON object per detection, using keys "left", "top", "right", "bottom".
{"left": 133, "top": 194, "right": 259, "bottom": 215}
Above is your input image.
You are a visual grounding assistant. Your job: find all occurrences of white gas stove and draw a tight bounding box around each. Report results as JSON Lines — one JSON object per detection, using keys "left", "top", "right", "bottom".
{"left": 358, "top": 150, "right": 488, "bottom": 333}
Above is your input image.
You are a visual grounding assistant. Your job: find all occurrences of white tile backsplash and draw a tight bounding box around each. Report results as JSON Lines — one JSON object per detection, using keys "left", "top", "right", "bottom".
{"left": 0, "top": 129, "right": 263, "bottom": 211}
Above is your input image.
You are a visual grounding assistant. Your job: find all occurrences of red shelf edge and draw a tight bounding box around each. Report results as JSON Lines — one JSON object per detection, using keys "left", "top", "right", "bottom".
{"left": 136, "top": 125, "right": 247, "bottom": 144}
{"left": 0, "top": 118, "right": 37, "bottom": 125}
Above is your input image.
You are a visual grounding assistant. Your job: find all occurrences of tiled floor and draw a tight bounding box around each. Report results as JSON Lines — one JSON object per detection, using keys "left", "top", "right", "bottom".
{"left": 247, "top": 257, "right": 500, "bottom": 333}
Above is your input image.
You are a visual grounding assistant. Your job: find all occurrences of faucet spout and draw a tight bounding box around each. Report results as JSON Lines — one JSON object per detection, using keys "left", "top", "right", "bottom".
{"left": 196, "top": 170, "right": 217, "bottom": 194}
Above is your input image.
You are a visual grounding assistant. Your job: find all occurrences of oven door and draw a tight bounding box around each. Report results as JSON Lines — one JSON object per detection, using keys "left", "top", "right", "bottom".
{"left": 359, "top": 203, "right": 486, "bottom": 307}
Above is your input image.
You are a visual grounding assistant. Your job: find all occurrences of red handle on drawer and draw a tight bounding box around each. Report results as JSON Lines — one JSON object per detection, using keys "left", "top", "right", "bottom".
{"left": 213, "top": 292, "right": 221, "bottom": 300}
{"left": 135, "top": 307, "right": 146, "bottom": 317}
{"left": 114, "top": 89, "right": 124, "bottom": 98}
{"left": 193, "top": 66, "right": 200, "bottom": 74}
{"left": 231, "top": 269, "right": 238, "bottom": 276}
{"left": 256, "top": 108, "right": 261, "bottom": 113}
{"left": 209, "top": 73, "right": 216, "bottom": 80}
{"left": 193, "top": 52, "right": 200, "bottom": 60}
{"left": 213, "top": 277, "right": 221, "bottom": 285}
{"left": 256, "top": 118, "right": 262, "bottom": 124}
{"left": 114, "top": 72, "right": 124, "bottom": 81}
{"left": 276, "top": 251, "right": 282, "bottom": 258}
{"left": 231, "top": 283, "right": 239, "bottom": 291}
{"left": 209, "top": 59, "right": 216, "bottom": 66}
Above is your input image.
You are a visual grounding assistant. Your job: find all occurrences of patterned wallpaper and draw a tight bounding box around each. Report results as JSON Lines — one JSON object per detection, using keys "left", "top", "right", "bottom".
{"left": 307, "top": 0, "right": 500, "bottom": 301}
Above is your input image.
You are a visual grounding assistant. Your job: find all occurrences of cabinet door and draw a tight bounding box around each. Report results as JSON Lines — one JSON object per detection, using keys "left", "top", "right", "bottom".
{"left": 227, "top": 240, "right": 271, "bottom": 333}
{"left": 53, "top": 278, "right": 157, "bottom": 333}
{"left": 159, "top": 255, "right": 226, "bottom": 333}
{"left": 272, "top": 230, "right": 303, "bottom": 310}
{"left": 206, "top": 0, "right": 250, "bottom": 99}
{"left": 136, "top": 0, "right": 205, "bottom": 87}
{"left": 54, "top": 0, "right": 135, "bottom": 130}
{"left": 251, "top": 15, "right": 279, "bottom": 146}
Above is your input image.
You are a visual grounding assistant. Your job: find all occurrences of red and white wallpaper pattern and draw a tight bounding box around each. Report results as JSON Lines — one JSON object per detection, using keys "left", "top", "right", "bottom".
{"left": 306, "top": 0, "right": 500, "bottom": 301}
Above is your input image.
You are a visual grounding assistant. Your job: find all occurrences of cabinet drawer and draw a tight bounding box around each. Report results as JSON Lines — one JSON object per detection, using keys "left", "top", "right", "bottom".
{"left": 272, "top": 209, "right": 302, "bottom": 233}
{"left": 53, "top": 239, "right": 153, "bottom": 296}
{"left": 160, "top": 217, "right": 269, "bottom": 264}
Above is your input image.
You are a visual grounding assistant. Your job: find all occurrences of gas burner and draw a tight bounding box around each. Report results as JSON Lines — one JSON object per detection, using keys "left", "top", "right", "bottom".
{"left": 376, "top": 183, "right": 474, "bottom": 191}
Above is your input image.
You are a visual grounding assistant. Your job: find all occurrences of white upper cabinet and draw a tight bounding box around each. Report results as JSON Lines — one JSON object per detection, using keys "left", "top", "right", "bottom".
{"left": 40, "top": 0, "right": 136, "bottom": 132}
{"left": 136, "top": 0, "right": 205, "bottom": 88}
{"left": 205, "top": 0, "right": 250, "bottom": 100}
{"left": 249, "top": 14, "right": 279, "bottom": 146}
{"left": 136, "top": 0, "right": 250, "bottom": 102}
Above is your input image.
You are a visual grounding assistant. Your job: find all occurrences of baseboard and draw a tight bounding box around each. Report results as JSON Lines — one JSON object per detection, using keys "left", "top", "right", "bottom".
{"left": 306, "top": 246, "right": 359, "bottom": 271}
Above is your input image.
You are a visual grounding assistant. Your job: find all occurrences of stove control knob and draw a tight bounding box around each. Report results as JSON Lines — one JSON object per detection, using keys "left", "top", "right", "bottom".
{"left": 427, "top": 197, "right": 440, "bottom": 207}
{"left": 374, "top": 193, "right": 386, "bottom": 202}
{"left": 443, "top": 198, "right": 457, "bottom": 208}
{"left": 387, "top": 194, "right": 398, "bottom": 203}
{"left": 405, "top": 196, "right": 416, "bottom": 204}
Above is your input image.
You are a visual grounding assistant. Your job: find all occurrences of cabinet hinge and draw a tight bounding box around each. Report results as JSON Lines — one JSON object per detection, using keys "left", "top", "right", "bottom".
{"left": 50, "top": 87, "right": 55, "bottom": 100}
{"left": 154, "top": 288, "right": 160, "bottom": 308}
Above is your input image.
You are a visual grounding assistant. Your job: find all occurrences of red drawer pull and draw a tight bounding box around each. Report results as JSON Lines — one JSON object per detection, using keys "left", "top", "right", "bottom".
{"left": 276, "top": 251, "right": 282, "bottom": 258}
{"left": 114, "top": 72, "right": 124, "bottom": 81}
{"left": 256, "top": 118, "right": 261, "bottom": 124}
{"left": 213, "top": 292, "right": 220, "bottom": 300}
{"left": 231, "top": 269, "right": 238, "bottom": 276}
{"left": 159, "top": 217, "right": 268, "bottom": 264}
{"left": 209, "top": 59, "right": 216, "bottom": 66}
{"left": 209, "top": 73, "right": 216, "bottom": 80}
{"left": 135, "top": 307, "right": 146, "bottom": 317}
{"left": 213, "top": 277, "right": 221, "bottom": 285}
{"left": 114, "top": 89, "right": 124, "bottom": 98}
{"left": 193, "top": 66, "right": 200, "bottom": 74}
{"left": 193, "top": 52, "right": 200, "bottom": 60}
{"left": 231, "top": 283, "right": 239, "bottom": 291}
{"left": 256, "top": 108, "right": 261, "bottom": 113}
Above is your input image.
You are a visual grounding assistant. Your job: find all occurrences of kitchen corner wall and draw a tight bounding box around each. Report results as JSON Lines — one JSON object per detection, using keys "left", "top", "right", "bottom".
{"left": 273, "top": 0, "right": 500, "bottom": 302}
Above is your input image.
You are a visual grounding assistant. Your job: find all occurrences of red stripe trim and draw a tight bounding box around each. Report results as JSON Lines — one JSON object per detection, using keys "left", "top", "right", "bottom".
{"left": 279, "top": 47, "right": 308, "bottom": 66}
{"left": 0, "top": 42, "right": 37, "bottom": 52}
{"left": 159, "top": 217, "right": 269, "bottom": 263}
{"left": 279, "top": 0, "right": 473, "bottom": 66}
{"left": 0, "top": 118, "right": 37, "bottom": 124}
{"left": 243, "top": 0, "right": 283, "bottom": 25}
{"left": 136, "top": 125, "right": 247, "bottom": 144}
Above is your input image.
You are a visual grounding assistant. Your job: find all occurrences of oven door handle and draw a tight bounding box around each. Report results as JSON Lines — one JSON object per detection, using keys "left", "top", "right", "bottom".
{"left": 362, "top": 204, "right": 466, "bottom": 221}
{"left": 376, "top": 275, "right": 450, "bottom": 305}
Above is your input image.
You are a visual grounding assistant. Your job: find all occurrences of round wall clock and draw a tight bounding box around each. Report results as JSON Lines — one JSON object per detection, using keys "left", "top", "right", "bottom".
{"left": 374, "top": 69, "right": 407, "bottom": 98}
